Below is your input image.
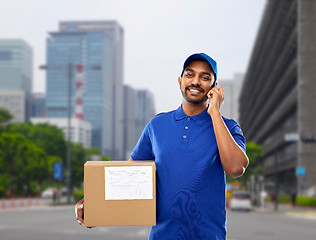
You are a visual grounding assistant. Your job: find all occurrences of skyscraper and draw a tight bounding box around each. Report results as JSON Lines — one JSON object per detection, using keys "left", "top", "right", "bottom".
{"left": 45, "top": 21, "right": 124, "bottom": 159}
{"left": 136, "top": 90, "right": 156, "bottom": 139}
{"left": 0, "top": 39, "right": 33, "bottom": 122}
{"left": 123, "top": 85, "right": 138, "bottom": 159}
{"left": 219, "top": 73, "right": 244, "bottom": 122}
{"left": 32, "top": 93, "right": 46, "bottom": 117}
{"left": 123, "top": 86, "right": 156, "bottom": 159}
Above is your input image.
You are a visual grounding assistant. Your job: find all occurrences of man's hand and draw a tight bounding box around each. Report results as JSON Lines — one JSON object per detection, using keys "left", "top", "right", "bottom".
{"left": 207, "top": 86, "right": 224, "bottom": 116}
{"left": 75, "top": 198, "right": 85, "bottom": 227}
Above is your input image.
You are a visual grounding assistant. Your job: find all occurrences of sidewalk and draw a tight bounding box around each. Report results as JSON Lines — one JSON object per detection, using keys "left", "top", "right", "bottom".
{"left": 254, "top": 202, "right": 316, "bottom": 220}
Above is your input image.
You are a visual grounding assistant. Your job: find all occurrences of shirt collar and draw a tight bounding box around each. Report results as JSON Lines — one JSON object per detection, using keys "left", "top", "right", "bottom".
{"left": 174, "top": 105, "right": 211, "bottom": 126}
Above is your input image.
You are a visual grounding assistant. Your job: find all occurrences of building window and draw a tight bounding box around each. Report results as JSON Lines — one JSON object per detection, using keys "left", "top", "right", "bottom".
{"left": 0, "top": 51, "right": 12, "bottom": 60}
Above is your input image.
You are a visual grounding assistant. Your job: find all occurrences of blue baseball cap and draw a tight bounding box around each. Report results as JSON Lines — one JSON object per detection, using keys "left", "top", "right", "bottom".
{"left": 181, "top": 53, "right": 217, "bottom": 80}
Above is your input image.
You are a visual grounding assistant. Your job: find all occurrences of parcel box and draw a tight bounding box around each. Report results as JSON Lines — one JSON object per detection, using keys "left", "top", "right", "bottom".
{"left": 84, "top": 161, "right": 156, "bottom": 227}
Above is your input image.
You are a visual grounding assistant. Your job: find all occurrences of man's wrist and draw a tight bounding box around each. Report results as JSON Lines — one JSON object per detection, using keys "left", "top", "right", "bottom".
{"left": 209, "top": 108, "right": 221, "bottom": 119}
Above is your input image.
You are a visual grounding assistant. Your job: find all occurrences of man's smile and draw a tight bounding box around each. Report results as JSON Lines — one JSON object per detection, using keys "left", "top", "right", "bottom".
{"left": 186, "top": 87, "right": 204, "bottom": 95}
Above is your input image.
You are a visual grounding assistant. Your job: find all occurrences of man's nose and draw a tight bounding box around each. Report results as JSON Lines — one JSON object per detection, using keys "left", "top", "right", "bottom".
{"left": 191, "top": 75, "right": 201, "bottom": 85}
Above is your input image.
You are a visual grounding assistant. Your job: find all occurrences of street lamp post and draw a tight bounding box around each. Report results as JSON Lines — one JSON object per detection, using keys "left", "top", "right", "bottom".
{"left": 40, "top": 63, "right": 73, "bottom": 203}
{"left": 67, "top": 63, "right": 72, "bottom": 203}
{"left": 40, "top": 63, "right": 101, "bottom": 203}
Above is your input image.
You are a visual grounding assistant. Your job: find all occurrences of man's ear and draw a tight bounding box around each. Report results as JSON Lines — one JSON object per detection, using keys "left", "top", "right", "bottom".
{"left": 178, "top": 76, "right": 182, "bottom": 88}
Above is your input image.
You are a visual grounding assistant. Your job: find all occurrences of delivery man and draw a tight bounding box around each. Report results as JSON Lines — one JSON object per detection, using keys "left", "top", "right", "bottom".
{"left": 76, "top": 53, "right": 249, "bottom": 239}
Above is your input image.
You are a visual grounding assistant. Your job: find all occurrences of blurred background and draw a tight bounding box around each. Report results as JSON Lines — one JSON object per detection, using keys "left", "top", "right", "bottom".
{"left": 0, "top": 0, "right": 315, "bottom": 239}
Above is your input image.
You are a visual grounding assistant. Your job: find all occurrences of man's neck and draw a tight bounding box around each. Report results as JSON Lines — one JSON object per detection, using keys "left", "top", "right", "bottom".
{"left": 181, "top": 100, "right": 208, "bottom": 116}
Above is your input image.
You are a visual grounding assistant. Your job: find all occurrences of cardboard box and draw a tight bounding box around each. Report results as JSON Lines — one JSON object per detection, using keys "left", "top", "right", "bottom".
{"left": 84, "top": 161, "right": 156, "bottom": 227}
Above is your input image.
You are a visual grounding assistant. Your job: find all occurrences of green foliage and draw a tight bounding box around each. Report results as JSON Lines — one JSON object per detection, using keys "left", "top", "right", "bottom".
{"left": 71, "top": 143, "right": 86, "bottom": 188}
{"left": 226, "top": 142, "right": 263, "bottom": 185}
{"left": 296, "top": 196, "right": 316, "bottom": 206}
{"left": 85, "top": 146, "right": 112, "bottom": 161}
{"left": 28, "top": 181, "right": 39, "bottom": 196}
{"left": 8, "top": 123, "right": 67, "bottom": 162}
{"left": 246, "top": 142, "right": 263, "bottom": 164}
{"left": 0, "top": 119, "right": 111, "bottom": 196}
{"left": 278, "top": 195, "right": 291, "bottom": 203}
{"left": 239, "top": 142, "right": 263, "bottom": 186}
{"left": 85, "top": 147, "right": 102, "bottom": 158}
{"left": 102, "top": 155, "right": 112, "bottom": 161}
{"left": 73, "top": 188, "right": 84, "bottom": 202}
{"left": 0, "top": 174, "right": 9, "bottom": 197}
{"left": 0, "top": 132, "right": 48, "bottom": 195}
{"left": 69, "top": 145, "right": 112, "bottom": 189}
{"left": 0, "top": 108, "right": 13, "bottom": 126}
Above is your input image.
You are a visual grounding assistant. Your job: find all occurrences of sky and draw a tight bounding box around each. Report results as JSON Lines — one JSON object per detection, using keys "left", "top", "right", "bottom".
{"left": 0, "top": 0, "right": 266, "bottom": 113}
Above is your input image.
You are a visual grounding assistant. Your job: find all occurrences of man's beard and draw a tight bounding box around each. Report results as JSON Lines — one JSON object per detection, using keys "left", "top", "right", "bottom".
{"left": 180, "top": 85, "right": 208, "bottom": 105}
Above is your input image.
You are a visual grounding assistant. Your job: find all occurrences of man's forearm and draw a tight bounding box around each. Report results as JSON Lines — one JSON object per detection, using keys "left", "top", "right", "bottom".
{"left": 211, "top": 111, "right": 249, "bottom": 178}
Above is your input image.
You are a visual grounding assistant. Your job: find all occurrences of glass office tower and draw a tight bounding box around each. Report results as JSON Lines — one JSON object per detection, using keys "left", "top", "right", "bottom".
{"left": 0, "top": 39, "right": 33, "bottom": 121}
{"left": 46, "top": 21, "right": 124, "bottom": 159}
{"left": 0, "top": 39, "right": 32, "bottom": 92}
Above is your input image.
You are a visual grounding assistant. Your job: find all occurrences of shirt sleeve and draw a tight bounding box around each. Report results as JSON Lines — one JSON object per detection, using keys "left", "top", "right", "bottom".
{"left": 228, "top": 121, "right": 246, "bottom": 153}
{"left": 131, "top": 121, "right": 155, "bottom": 160}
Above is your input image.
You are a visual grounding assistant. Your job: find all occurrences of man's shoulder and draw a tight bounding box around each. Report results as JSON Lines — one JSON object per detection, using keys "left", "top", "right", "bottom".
{"left": 151, "top": 109, "right": 177, "bottom": 123}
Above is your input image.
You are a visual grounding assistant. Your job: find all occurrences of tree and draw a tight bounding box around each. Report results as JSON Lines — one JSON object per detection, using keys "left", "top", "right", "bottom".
{"left": 70, "top": 143, "right": 86, "bottom": 189}
{"left": 0, "top": 132, "right": 48, "bottom": 195}
{"left": 226, "top": 142, "right": 263, "bottom": 187}
{"left": 241, "top": 142, "right": 263, "bottom": 186}
{"left": 85, "top": 146, "right": 102, "bottom": 160}
{"left": 85, "top": 146, "right": 112, "bottom": 161}
{"left": 8, "top": 123, "right": 67, "bottom": 163}
{"left": 0, "top": 108, "right": 13, "bottom": 130}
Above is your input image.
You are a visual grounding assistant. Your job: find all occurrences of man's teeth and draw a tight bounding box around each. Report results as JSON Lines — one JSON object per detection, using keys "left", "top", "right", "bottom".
{"left": 190, "top": 89, "right": 201, "bottom": 93}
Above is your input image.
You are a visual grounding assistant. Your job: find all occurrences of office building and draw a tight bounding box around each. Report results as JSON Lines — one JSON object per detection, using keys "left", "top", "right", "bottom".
{"left": 31, "top": 117, "right": 91, "bottom": 149}
{"left": 0, "top": 39, "right": 33, "bottom": 121}
{"left": 220, "top": 73, "right": 244, "bottom": 121}
{"left": 136, "top": 89, "right": 156, "bottom": 139}
{"left": 123, "top": 85, "right": 138, "bottom": 159}
{"left": 0, "top": 90, "right": 27, "bottom": 122}
{"left": 123, "top": 86, "right": 156, "bottom": 159}
{"left": 239, "top": 0, "right": 316, "bottom": 196}
{"left": 32, "top": 93, "right": 46, "bottom": 117}
{"left": 45, "top": 21, "right": 124, "bottom": 159}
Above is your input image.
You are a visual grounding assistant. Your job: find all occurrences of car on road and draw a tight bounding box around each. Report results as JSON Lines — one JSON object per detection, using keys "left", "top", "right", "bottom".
{"left": 230, "top": 191, "right": 252, "bottom": 211}
{"left": 41, "top": 188, "right": 57, "bottom": 199}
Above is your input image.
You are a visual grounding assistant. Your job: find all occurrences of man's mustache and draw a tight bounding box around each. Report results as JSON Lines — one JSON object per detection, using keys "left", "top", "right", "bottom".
{"left": 185, "top": 84, "right": 205, "bottom": 93}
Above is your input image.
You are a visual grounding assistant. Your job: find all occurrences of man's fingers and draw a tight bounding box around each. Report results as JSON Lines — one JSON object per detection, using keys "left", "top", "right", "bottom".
{"left": 75, "top": 198, "right": 85, "bottom": 226}
{"left": 218, "top": 87, "right": 223, "bottom": 95}
{"left": 76, "top": 208, "right": 85, "bottom": 226}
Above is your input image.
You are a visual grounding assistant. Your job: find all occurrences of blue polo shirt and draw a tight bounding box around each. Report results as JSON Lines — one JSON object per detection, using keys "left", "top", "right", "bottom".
{"left": 131, "top": 105, "right": 246, "bottom": 240}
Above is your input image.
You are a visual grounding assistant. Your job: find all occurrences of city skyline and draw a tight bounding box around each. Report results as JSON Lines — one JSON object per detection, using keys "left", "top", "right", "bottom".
{"left": 0, "top": 0, "right": 266, "bottom": 114}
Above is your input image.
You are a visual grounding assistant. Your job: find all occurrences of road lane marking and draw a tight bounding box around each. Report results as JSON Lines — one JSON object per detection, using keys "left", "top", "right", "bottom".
{"left": 286, "top": 211, "right": 316, "bottom": 220}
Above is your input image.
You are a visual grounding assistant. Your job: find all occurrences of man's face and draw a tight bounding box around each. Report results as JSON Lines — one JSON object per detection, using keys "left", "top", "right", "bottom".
{"left": 178, "top": 60, "right": 215, "bottom": 105}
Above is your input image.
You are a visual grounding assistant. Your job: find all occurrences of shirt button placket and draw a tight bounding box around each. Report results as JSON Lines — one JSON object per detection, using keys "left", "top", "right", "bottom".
{"left": 182, "top": 118, "right": 190, "bottom": 145}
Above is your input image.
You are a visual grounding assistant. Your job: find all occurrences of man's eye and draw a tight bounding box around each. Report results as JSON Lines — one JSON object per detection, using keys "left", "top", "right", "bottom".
{"left": 185, "top": 73, "right": 193, "bottom": 77}
{"left": 202, "top": 77, "right": 210, "bottom": 81}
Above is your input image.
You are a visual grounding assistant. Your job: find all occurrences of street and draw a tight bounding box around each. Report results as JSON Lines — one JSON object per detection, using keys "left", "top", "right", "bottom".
{"left": 227, "top": 209, "right": 316, "bottom": 240}
{"left": 0, "top": 204, "right": 315, "bottom": 240}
